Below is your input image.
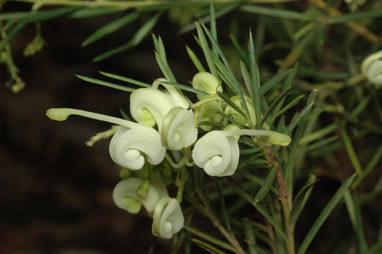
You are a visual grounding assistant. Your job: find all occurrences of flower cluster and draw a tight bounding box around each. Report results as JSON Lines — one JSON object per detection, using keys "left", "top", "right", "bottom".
{"left": 46, "top": 71, "right": 291, "bottom": 239}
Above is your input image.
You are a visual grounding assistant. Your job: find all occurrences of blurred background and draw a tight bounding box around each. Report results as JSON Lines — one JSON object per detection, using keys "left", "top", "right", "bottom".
{"left": 1, "top": 2, "right": 381, "bottom": 254}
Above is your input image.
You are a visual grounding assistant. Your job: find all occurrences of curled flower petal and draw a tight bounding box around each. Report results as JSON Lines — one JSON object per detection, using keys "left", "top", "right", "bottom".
{"left": 130, "top": 88, "right": 175, "bottom": 127}
{"left": 361, "top": 51, "right": 382, "bottom": 87}
{"left": 109, "top": 126, "right": 166, "bottom": 170}
{"left": 161, "top": 107, "right": 198, "bottom": 151}
{"left": 152, "top": 198, "right": 184, "bottom": 239}
{"left": 192, "top": 131, "right": 239, "bottom": 177}
{"left": 113, "top": 177, "right": 164, "bottom": 214}
{"left": 192, "top": 72, "right": 222, "bottom": 100}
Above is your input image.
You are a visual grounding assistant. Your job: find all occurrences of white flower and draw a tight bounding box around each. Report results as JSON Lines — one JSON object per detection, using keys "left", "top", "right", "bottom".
{"left": 109, "top": 126, "right": 165, "bottom": 170}
{"left": 361, "top": 51, "right": 382, "bottom": 88}
{"left": 192, "top": 129, "right": 291, "bottom": 177}
{"left": 192, "top": 72, "right": 222, "bottom": 100}
{"left": 192, "top": 130, "right": 240, "bottom": 177}
{"left": 112, "top": 173, "right": 168, "bottom": 214}
{"left": 130, "top": 78, "right": 189, "bottom": 128}
{"left": 152, "top": 197, "right": 184, "bottom": 239}
{"left": 161, "top": 107, "right": 198, "bottom": 151}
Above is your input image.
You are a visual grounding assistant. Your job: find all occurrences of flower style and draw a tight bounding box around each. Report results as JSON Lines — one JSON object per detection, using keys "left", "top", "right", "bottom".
{"left": 152, "top": 197, "right": 184, "bottom": 239}
{"left": 192, "top": 129, "right": 291, "bottom": 177}
{"left": 46, "top": 108, "right": 166, "bottom": 170}
{"left": 361, "top": 50, "right": 382, "bottom": 88}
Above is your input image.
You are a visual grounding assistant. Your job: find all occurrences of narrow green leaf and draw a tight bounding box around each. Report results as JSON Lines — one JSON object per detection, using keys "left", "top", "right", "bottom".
{"left": 196, "top": 23, "right": 217, "bottom": 77}
{"left": 153, "top": 35, "right": 177, "bottom": 83}
{"left": 240, "top": 60, "right": 253, "bottom": 103}
{"left": 261, "top": 87, "right": 291, "bottom": 126}
{"left": 352, "top": 144, "right": 382, "bottom": 189}
{"left": 69, "top": 7, "right": 124, "bottom": 18}
{"left": 240, "top": 171, "right": 279, "bottom": 195}
{"left": 186, "top": 46, "right": 206, "bottom": 72}
{"left": 299, "top": 122, "right": 340, "bottom": 145}
{"left": 303, "top": 136, "right": 338, "bottom": 152}
{"left": 270, "top": 94, "right": 304, "bottom": 122}
{"left": 210, "top": 3, "right": 217, "bottom": 45}
{"left": 278, "top": 28, "right": 316, "bottom": 72}
{"left": 83, "top": 13, "right": 140, "bottom": 46}
{"left": 231, "top": 34, "right": 248, "bottom": 63}
{"left": 240, "top": 5, "right": 314, "bottom": 21}
{"left": 99, "top": 71, "right": 150, "bottom": 87}
{"left": 183, "top": 225, "right": 236, "bottom": 252}
{"left": 344, "top": 190, "right": 356, "bottom": 228}
{"left": 297, "top": 174, "right": 356, "bottom": 254}
{"left": 243, "top": 218, "right": 257, "bottom": 254}
{"left": 1, "top": 7, "right": 80, "bottom": 22}
{"left": 253, "top": 203, "right": 288, "bottom": 244}
{"left": 217, "top": 91, "right": 246, "bottom": 119}
{"left": 290, "top": 175, "right": 317, "bottom": 227}
{"left": 93, "top": 12, "right": 160, "bottom": 62}
{"left": 248, "top": 30, "right": 261, "bottom": 128}
{"left": 76, "top": 75, "right": 135, "bottom": 92}
{"left": 180, "top": 3, "right": 238, "bottom": 34}
{"left": 353, "top": 194, "right": 368, "bottom": 253}
{"left": 341, "top": 124, "right": 363, "bottom": 176}
{"left": 285, "top": 102, "right": 313, "bottom": 135}
{"left": 328, "top": 9, "right": 382, "bottom": 24}
{"left": 161, "top": 81, "right": 208, "bottom": 96}
{"left": 260, "top": 68, "right": 292, "bottom": 95}
{"left": 254, "top": 164, "right": 277, "bottom": 203}
{"left": 190, "top": 238, "right": 226, "bottom": 254}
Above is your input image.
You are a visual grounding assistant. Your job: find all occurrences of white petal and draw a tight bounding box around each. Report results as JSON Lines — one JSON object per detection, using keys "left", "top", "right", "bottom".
{"left": 192, "top": 72, "right": 222, "bottom": 100}
{"left": 109, "top": 126, "right": 166, "bottom": 170}
{"left": 162, "top": 107, "right": 198, "bottom": 151}
{"left": 112, "top": 178, "right": 162, "bottom": 213}
{"left": 367, "top": 60, "right": 382, "bottom": 87}
{"left": 130, "top": 88, "right": 175, "bottom": 127}
{"left": 152, "top": 198, "right": 184, "bottom": 239}
{"left": 192, "top": 131, "right": 239, "bottom": 177}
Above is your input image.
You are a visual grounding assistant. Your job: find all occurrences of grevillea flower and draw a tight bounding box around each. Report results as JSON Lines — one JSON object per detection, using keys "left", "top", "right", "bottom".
{"left": 152, "top": 197, "right": 184, "bottom": 239}
{"left": 192, "top": 72, "right": 222, "bottom": 100}
{"left": 161, "top": 107, "right": 198, "bottom": 151}
{"left": 192, "top": 129, "right": 291, "bottom": 177}
{"left": 109, "top": 127, "right": 165, "bottom": 170}
{"left": 361, "top": 51, "right": 382, "bottom": 88}
{"left": 130, "top": 78, "right": 189, "bottom": 128}
{"left": 112, "top": 173, "right": 168, "bottom": 214}
{"left": 130, "top": 78, "right": 197, "bottom": 151}
{"left": 46, "top": 108, "right": 166, "bottom": 170}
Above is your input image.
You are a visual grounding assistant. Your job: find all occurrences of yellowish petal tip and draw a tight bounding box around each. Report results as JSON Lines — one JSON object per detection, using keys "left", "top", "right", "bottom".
{"left": 46, "top": 108, "right": 70, "bottom": 121}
